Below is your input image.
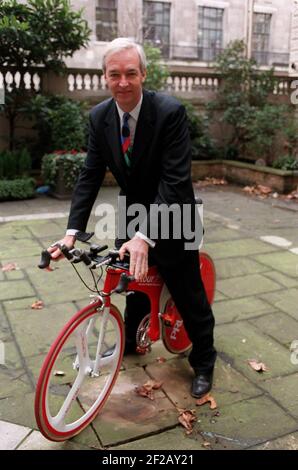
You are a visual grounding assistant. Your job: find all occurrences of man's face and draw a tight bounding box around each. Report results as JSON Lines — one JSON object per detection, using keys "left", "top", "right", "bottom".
{"left": 104, "top": 48, "right": 146, "bottom": 112}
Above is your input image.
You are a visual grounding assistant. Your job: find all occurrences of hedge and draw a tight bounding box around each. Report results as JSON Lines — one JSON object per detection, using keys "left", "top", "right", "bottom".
{"left": 0, "top": 178, "right": 35, "bottom": 201}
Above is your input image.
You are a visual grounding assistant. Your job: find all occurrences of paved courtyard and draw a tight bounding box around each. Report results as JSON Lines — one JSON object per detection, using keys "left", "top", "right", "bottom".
{"left": 0, "top": 185, "right": 298, "bottom": 450}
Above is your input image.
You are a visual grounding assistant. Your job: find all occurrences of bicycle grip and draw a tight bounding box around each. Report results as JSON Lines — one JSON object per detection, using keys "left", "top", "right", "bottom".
{"left": 113, "top": 273, "right": 135, "bottom": 294}
{"left": 38, "top": 250, "right": 52, "bottom": 269}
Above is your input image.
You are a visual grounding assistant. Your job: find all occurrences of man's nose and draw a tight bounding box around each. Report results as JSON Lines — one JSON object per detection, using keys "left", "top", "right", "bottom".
{"left": 119, "top": 75, "right": 129, "bottom": 87}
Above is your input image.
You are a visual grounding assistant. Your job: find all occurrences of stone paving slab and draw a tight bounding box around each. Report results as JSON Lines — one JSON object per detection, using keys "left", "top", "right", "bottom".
{"left": 251, "top": 312, "right": 298, "bottom": 347}
{"left": 0, "top": 224, "right": 33, "bottom": 240}
{"left": 0, "top": 391, "right": 36, "bottom": 429}
{"left": 0, "top": 280, "right": 36, "bottom": 301}
{"left": 92, "top": 367, "right": 179, "bottom": 447}
{"left": 0, "top": 238, "right": 42, "bottom": 259}
{"left": 5, "top": 302, "right": 76, "bottom": 357}
{"left": 113, "top": 427, "right": 206, "bottom": 450}
{"left": 261, "top": 270, "right": 298, "bottom": 288}
{"left": 214, "top": 257, "right": 270, "bottom": 280}
{"left": 0, "top": 420, "right": 31, "bottom": 450}
{"left": 251, "top": 432, "right": 298, "bottom": 450}
{"left": 147, "top": 357, "right": 261, "bottom": 411}
{"left": 212, "top": 296, "right": 277, "bottom": 324}
{"left": 253, "top": 252, "right": 298, "bottom": 278}
{"left": 216, "top": 273, "right": 281, "bottom": 299}
{"left": 259, "top": 289, "right": 298, "bottom": 321}
{"left": 192, "top": 395, "right": 298, "bottom": 449}
{"left": 259, "top": 373, "right": 298, "bottom": 419}
{"left": 215, "top": 321, "right": 297, "bottom": 380}
{"left": 17, "top": 430, "right": 92, "bottom": 450}
{"left": 205, "top": 239, "right": 278, "bottom": 260}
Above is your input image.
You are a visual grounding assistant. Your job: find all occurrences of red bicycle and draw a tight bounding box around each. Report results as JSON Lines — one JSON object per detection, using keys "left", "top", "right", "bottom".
{"left": 35, "top": 233, "right": 215, "bottom": 441}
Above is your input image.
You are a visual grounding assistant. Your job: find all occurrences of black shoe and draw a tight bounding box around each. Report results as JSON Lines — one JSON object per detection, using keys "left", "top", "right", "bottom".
{"left": 191, "top": 371, "right": 213, "bottom": 398}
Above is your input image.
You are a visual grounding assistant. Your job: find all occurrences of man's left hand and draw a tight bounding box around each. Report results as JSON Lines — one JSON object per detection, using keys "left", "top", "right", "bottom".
{"left": 119, "top": 237, "right": 149, "bottom": 281}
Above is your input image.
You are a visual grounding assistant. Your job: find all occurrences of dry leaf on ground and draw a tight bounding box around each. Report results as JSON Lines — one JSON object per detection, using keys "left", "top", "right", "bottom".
{"left": 135, "top": 379, "right": 163, "bottom": 400}
{"left": 196, "top": 177, "right": 228, "bottom": 188}
{"left": 196, "top": 393, "right": 217, "bottom": 409}
{"left": 1, "top": 262, "right": 18, "bottom": 272}
{"left": 156, "top": 356, "right": 166, "bottom": 363}
{"left": 31, "top": 300, "right": 44, "bottom": 310}
{"left": 177, "top": 409, "right": 196, "bottom": 435}
{"left": 54, "top": 370, "right": 65, "bottom": 377}
{"left": 248, "top": 359, "right": 268, "bottom": 372}
{"left": 243, "top": 185, "right": 272, "bottom": 197}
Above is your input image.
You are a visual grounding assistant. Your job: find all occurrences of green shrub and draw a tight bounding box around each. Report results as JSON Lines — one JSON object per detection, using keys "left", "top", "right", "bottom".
{"left": 0, "top": 148, "right": 31, "bottom": 179}
{"left": 42, "top": 151, "right": 86, "bottom": 189}
{"left": 180, "top": 100, "right": 217, "bottom": 160}
{"left": 22, "top": 95, "right": 88, "bottom": 161}
{"left": 272, "top": 155, "right": 298, "bottom": 171}
{"left": 0, "top": 178, "right": 35, "bottom": 201}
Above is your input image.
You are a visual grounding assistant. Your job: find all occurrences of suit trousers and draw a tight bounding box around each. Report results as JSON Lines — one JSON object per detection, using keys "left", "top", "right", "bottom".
{"left": 116, "top": 239, "right": 217, "bottom": 374}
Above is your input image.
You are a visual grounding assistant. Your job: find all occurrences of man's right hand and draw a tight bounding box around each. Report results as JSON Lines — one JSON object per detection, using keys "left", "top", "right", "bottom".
{"left": 47, "top": 235, "right": 76, "bottom": 261}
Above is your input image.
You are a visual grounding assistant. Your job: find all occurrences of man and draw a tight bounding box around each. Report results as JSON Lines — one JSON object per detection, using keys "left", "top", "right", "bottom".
{"left": 48, "top": 38, "right": 216, "bottom": 398}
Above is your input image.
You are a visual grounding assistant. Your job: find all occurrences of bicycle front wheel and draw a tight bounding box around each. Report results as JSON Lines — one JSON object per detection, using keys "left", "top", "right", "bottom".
{"left": 35, "top": 300, "right": 124, "bottom": 441}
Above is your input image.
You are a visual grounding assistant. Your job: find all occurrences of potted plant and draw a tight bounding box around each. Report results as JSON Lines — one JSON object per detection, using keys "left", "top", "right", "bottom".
{"left": 41, "top": 150, "right": 86, "bottom": 199}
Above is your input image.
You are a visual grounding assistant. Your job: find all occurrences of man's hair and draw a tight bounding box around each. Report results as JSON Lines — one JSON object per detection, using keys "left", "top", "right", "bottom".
{"left": 102, "top": 37, "right": 147, "bottom": 73}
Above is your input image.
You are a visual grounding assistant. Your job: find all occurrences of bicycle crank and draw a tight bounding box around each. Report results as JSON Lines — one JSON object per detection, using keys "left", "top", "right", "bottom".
{"left": 136, "top": 314, "right": 152, "bottom": 354}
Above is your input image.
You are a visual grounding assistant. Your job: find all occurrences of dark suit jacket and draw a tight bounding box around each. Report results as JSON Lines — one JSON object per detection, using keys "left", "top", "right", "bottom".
{"left": 67, "top": 89, "right": 200, "bottom": 259}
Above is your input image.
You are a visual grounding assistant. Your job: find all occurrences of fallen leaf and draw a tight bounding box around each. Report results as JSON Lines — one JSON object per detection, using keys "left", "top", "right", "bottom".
{"left": 248, "top": 359, "right": 268, "bottom": 372}
{"left": 54, "top": 370, "right": 65, "bottom": 377}
{"left": 135, "top": 379, "right": 163, "bottom": 400}
{"left": 257, "top": 184, "right": 272, "bottom": 195}
{"left": 156, "top": 356, "right": 166, "bottom": 363}
{"left": 202, "top": 441, "right": 211, "bottom": 448}
{"left": 196, "top": 393, "right": 217, "bottom": 409}
{"left": 178, "top": 409, "right": 196, "bottom": 434}
{"left": 31, "top": 300, "right": 44, "bottom": 310}
{"left": 2, "top": 262, "right": 18, "bottom": 272}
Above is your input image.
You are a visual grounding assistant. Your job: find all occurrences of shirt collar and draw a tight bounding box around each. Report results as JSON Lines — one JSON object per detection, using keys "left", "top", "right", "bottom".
{"left": 116, "top": 94, "right": 143, "bottom": 122}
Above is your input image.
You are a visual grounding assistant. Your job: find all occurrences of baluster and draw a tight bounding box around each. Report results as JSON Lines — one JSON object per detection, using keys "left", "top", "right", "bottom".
{"left": 24, "top": 71, "right": 31, "bottom": 90}
{"left": 84, "top": 73, "right": 91, "bottom": 90}
{"left": 92, "top": 74, "right": 99, "bottom": 91}
{"left": 33, "top": 73, "right": 40, "bottom": 91}
{"left": 76, "top": 74, "right": 83, "bottom": 90}
{"left": 68, "top": 74, "right": 75, "bottom": 92}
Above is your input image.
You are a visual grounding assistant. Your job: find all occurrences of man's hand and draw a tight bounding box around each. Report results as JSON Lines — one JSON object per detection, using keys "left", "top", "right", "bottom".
{"left": 119, "top": 237, "right": 149, "bottom": 281}
{"left": 47, "top": 235, "right": 76, "bottom": 262}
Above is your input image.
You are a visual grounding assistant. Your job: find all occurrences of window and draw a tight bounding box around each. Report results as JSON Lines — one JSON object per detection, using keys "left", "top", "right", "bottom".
{"left": 252, "top": 13, "right": 271, "bottom": 65}
{"left": 96, "top": 0, "right": 118, "bottom": 41}
{"left": 143, "top": 1, "right": 171, "bottom": 57}
{"left": 198, "top": 6, "right": 224, "bottom": 62}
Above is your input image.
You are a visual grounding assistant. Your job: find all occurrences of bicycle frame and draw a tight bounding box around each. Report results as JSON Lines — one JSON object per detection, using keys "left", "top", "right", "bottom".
{"left": 102, "top": 264, "right": 169, "bottom": 343}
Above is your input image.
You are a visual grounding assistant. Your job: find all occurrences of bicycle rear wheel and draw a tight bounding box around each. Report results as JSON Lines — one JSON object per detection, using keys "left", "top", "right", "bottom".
{"left": 161, "top": 251, "right": 216, "bottom": 354}
{"left": 35, "top": 300, "right": 124, "bottom": 441}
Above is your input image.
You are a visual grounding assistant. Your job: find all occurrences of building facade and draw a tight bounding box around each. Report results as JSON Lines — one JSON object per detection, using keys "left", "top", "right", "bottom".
{"left": 66, "top": 0, "right": 295, "bottom": 75}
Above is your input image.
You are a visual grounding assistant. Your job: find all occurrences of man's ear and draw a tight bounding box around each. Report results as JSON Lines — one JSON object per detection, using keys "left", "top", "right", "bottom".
{"left": 142, "top": 70, "right": 147, "bottom": 83}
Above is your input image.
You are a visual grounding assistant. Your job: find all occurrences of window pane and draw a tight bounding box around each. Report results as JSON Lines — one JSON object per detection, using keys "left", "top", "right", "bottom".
{"left": 198, "top": 6, "right": 223, "bottom": 61}
{"left": 96, "top": 0, "right": 118, "bottom": 41}
{"left": 252, "top": 12, "right": 271, "bottom": 64}
{"left": 143, "top": 1, "right": 171, "bottom": 57}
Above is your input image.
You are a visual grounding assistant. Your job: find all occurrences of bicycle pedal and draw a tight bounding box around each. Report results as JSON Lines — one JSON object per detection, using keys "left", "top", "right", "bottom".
{"left": 136, "top": 346, "right": 150, "bottom": 355}
{"left": 162, "top": 313, "right": 175, "bottom": 327}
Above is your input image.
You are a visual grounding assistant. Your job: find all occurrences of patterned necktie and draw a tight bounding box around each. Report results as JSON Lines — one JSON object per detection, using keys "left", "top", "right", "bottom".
{"left": 121, "top": 112, "right": 132, "bottom": 167}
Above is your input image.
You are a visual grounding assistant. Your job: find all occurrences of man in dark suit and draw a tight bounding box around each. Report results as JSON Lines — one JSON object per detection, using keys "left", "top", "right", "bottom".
{"left": 49, "top": 38, "right": 216, "bottom": 398}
